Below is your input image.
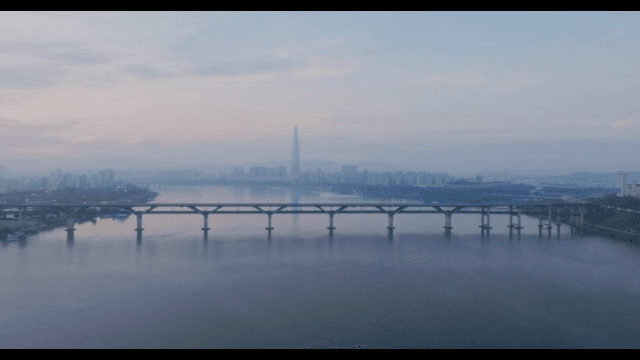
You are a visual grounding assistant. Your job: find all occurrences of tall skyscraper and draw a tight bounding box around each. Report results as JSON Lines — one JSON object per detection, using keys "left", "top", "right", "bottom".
{"left": 291, "top": 125, "right": 300, "bottom": 178}
{"left": 616, "top": 171, "right": 627, "bottom": 197}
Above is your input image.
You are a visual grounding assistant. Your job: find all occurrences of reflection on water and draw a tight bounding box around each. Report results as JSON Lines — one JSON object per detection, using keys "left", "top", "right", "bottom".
{"left": 1, "top": 185, "right": 639, "bottom": 348}
{"left": 66, "top": 230, "right": 74, "bottom": 248}
{"left": 291, "top": 189, "right": 300, "bottom": 232}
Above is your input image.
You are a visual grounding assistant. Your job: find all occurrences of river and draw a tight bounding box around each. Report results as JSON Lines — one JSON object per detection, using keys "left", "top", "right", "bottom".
{"left": 1, "top": 185, "right": 639, "bottom": 348}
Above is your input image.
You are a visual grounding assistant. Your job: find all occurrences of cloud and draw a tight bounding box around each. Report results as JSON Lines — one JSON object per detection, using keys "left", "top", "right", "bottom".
{"left": 612, "top": 118, "right": 636, "bottom": 132}
{"left": 0, "top": 42, "right": 115, "bottom": 65}
{"left": 492, "top": 74, "right": 546, "bottom": 92}
{"left": 409, "top": 72, "right": 487, "bottom": 86}
{"left": 0, "top": 118, "right": 80, "bottom": 141}
{"left": 0, "top": 66, "right": 64, "bottom": 88}
{"left": 357, "top": 49, "right": 381, "bottom": 57}
{"left": 0, "top": 42, "right": 116, "bottom": 88}
{"left": 0, "top": 42, "right": 51, "bottom": 57}
{"left": 0, "top": 118, "right": 85, "bottom": 173}
{"left": 122, "top": 64, "right": 175, "bottom": 80}
{"left": 269, "top": 48, "right": 298, "bottom": 59}
{"left": 613, "top": 118, "right": 635, "bottom": 127}
{"left": 192, "top": 59, "right": 294, "bottom": 77}
{"left": 314, "top": 37, "right": 352, "bottom": 48}
{"left": 608, "top": 28, "right": 625, "bottom": 39}
{"left": 48, "top": 48, "right": 114, "bottom": 65}
{"left": 293, "top": 67, "right": 354, "bottom": 79}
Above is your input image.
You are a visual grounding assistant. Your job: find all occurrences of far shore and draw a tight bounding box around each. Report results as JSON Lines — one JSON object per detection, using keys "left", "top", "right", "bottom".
{"left": 0, "top": 184, "right": 157, "bottom": 237}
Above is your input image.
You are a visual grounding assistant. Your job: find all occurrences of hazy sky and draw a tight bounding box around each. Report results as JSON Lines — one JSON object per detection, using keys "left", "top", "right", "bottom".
{"left": 1, "top": 12, "right": 639, "bottom": 176}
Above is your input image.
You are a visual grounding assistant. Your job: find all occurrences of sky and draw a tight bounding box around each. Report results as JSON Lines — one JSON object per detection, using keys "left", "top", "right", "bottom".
{"left": 0, "top": 11, "right": 639, "bottom": 177}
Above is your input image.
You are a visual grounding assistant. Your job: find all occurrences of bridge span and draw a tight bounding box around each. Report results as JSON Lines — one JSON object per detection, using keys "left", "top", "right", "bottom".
{"left": 1, "top": 203, "right": 591, "bottom": 238}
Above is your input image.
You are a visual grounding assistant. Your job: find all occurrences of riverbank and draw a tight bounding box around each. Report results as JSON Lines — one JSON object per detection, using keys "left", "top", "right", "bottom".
{"left": 521, "top": 197, "right": 640, "bottom": 240}
{"left": 0, "top": 217, "right": 102, "bottom": 238}
{"left": 0, "top": 183, "right": 158, "bottom": 204}
{"left": 136, "top": 179, "right": 541, "bottom": 204}
{"left": 0, "top": 183, "right": 157, "bottom": 238}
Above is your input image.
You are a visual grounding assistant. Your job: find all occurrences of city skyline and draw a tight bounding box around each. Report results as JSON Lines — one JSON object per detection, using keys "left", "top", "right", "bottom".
{"left": 3, "top": 12, "right": 640, "bottom": 350}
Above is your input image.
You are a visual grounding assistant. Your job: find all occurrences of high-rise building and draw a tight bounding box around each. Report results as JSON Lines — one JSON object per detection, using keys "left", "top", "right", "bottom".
{"left": 291, "top": 125, "right": 300, "bottom": 178}
{"left": 627, "top": 183, "right": 640, "bottom": 198}
{"left": 342, "top": 165, "right": 357, "bottom": 173}
{"left": 616, "top": 171, "right": 627, "bottom": 197}
{"left": 250, "top": 167, "right": 267, "bottom": 177}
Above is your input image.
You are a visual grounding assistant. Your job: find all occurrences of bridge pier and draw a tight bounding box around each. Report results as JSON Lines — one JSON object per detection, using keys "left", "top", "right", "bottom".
{"left": 516, "top": 207, "right": 523, "bottom": 229}
{"left": 327, "top": 213, "right": 335, "bottom": 231}
{"left": 266, "top": 213, "right": 274, "bottom": 231}
{"left": 538, "top": 214, "right": 544, "bottom": 230}
{"left": 201, "top": 213, "right": 210, "bottom": 231}
{"left": 4, "top": 202, "right": 601, "bottom": 239}
{"left": 387, "top": 213, "right": 395, "bottom": 230}
{"left": 479, "top": 206, "right": 492, "bottom": 230}
{"left": 136, "top": 214, "right": 144, "bottom": 232}
{"left": 66, "top": 217, "right": 75, "bottom": 232}
{"left": 443, "top": 213, "right": 452, "bottom": 230}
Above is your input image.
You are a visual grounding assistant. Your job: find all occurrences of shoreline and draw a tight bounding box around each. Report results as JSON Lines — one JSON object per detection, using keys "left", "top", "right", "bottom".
{"left": 2, "top": 184, "right": 636, "bottom": 240}
{"left": 0, "top": 184, "right": 156, "bottom": 238}
{"left": 133, "top": 179, "right": 588, "bottom": 204}
{"left": 0, "top": 213, "right": 131, "bottom": 238}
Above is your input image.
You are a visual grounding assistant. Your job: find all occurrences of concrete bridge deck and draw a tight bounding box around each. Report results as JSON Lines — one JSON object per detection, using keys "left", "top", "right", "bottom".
{"left": 0, "top": 203, "right": 595, "bottom": 238}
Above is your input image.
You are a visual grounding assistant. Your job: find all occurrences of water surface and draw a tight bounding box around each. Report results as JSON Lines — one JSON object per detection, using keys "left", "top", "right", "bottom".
{"left": 1, "top": 185, "right": 639, "bottom": 348}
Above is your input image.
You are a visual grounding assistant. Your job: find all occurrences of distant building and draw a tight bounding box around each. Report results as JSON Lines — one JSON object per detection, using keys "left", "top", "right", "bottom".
{"left": 62, "top": 173, "right": 75, "bottom": 188}
{"left": 476, "top": 175, "right": 483, "bottom": 183}
{"left": 233, "top": 166, "right": 245, "bottom": 175}
{"left": 616, "top": 171, "right": 627, "bottom": 197}
{"left": 90, "top": 174, "right": 100, "bottom": 187}
{"left": 250, "top": 167, "right": 267, "bottom": 177}
{"left": 79, "top": 174, "right": 88, "bottom": 188}
{"left": 341, "top": 165, "right": 357, "bottom": 173}
{"left": 627, "top": 183, "right": 640, "bottom": 198}
{"left": 41, "top": 177, "right": 50, "bottom": 191}
{"left": 291, "top": 125, "right": 300, "bottom": 178}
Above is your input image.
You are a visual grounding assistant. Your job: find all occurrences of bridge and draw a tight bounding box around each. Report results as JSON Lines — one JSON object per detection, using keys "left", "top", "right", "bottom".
{"left": 1, "top": 203, "right": 594, "bottom": 238}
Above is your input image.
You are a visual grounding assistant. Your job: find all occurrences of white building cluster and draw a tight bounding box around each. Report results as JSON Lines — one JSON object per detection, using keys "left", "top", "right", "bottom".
{"left": 616, "top": 171, "right": 640, "bottom": 198}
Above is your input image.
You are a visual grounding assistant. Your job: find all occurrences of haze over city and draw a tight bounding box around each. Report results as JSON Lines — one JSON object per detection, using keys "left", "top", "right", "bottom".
{"left": 2, "top": 12, "right": 640, "bottom": 350}
{"left": 1, "top": 11, "right": 639, "bottom": 177}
